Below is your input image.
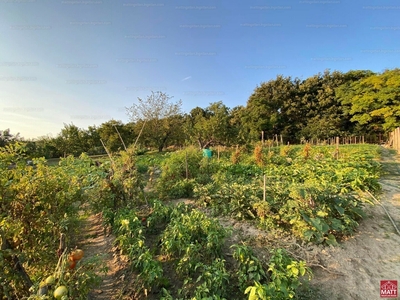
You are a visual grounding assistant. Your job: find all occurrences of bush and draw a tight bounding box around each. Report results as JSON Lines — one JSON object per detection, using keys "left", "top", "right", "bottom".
{"left": 156, "top": 147, "right": 217, "bottom": 199}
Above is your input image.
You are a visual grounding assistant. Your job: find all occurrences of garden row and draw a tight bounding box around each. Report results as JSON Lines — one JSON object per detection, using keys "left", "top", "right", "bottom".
{"left": 0, "top": 142, "right": 382, "bottom": 299}
{"left": 105, "top": 199, "right": 311, "bottom": 299}
{"left": 154, "top": 144, "right": 382, "bottom": 245}
{"left": 0, "top": 143, "right": 108, "bottom": 299}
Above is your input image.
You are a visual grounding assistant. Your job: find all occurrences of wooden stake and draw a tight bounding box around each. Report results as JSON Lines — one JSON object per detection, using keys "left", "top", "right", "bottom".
{"left": 335, "top": 136, "right": 340, "bottom": 160}
{"left": 185, "top": 150, "right": 189, "bottom": 179}
{"left": 113, "top": 124, "right": 127, "bottom": 151}
{"left": 133, "top": 120, "right": 146, "bottom": 149}
{"left": 261, "top": 131, "right": 264, "bottom": 145}
{"left": 100, "top": 139, "right": 115, "bottom": 169}
{"left": 263, "top": 174, "right": 266, "bottom": 202}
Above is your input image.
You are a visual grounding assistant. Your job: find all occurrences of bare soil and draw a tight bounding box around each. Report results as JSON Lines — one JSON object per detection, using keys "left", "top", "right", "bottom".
{"left": 308, "top": 148, "right": 400, "bottom": 300}
{"left": 82, "top": 147, "right": 400, "bottom": 300}
{"left": 81, "top": 213, "right": 129, "bottom": 300}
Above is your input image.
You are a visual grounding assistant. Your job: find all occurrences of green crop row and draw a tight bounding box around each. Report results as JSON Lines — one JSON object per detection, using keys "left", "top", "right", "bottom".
{"left": 189, "top": 145, "right": 382, "bottom": 245}
{"left": 106, "top": 199, "right": 311, "bottom": 299}
{"left": 0, "top": 143, "right": 106, "bottom": 299}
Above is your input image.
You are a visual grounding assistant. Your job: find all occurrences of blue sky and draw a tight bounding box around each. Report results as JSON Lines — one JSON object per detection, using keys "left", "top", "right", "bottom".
{"left": 0, "top": 0, "right": 399, "bottom": 139}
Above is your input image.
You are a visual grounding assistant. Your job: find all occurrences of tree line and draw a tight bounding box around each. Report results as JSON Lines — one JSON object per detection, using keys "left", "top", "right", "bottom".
{"left": 2, "top": 68, "right": 399, "bottom": 158}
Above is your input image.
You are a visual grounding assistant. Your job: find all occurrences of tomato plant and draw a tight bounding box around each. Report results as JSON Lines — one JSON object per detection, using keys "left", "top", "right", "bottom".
{"left": 0, "top": 144, "right": 105, "bottom": 298}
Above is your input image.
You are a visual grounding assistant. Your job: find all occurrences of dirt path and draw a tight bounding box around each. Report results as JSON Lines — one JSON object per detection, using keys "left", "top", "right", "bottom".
{"left": 81, "top": 147, "right": 400, "bottom": 299}
{"left": 310, "top": 147, "right": 400, "bottom": 299}
{"left": 81, "top": 213, "right": 129, "bottom": 300}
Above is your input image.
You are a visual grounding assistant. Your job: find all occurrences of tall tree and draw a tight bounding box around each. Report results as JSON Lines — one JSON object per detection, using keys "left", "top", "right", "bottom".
{"left": 31, "top": 135, "right": 61, "bottom": 158}
{"left": 0, "top": 129, "right": 20, "bottom": 147}
{"left": 295, "top": 70, "right": 346, "bottom": 140}
{"left": 244, "top": 75, "right": 296, "bottom": 142}
{"left": 97, "top": 120, "right": 132, "bottom": 153}
{"left": 54, "top": 123, "right": 87, "bottom": 157}
{"left": 82, "top": 125, "right": 103, "bottom": 155}
{"left": 336, "top": 68, "right": 400, "bottom": 133}
{"left": 126, "top": 91, "right": 183, "bottom": 152}
{"left": 185, "top": 101, "right": 234, "bottom": 149}
{"left": 229, "top": 105, "right": 248, "bottom": 145}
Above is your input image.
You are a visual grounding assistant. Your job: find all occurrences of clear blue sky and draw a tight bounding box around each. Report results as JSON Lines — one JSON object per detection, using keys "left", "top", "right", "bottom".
{"left": 0, "top": 0, "right": 399, "bottom": 139}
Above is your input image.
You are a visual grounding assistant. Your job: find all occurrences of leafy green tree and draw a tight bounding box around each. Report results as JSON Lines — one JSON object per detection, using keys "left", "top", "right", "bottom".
{"left": 28, "top": 135, "right": 61, "bottom": 158}
{"left": 126, "top": 91, "right": 183, "bottom": 152}
{"left": 54, "top": 123, "right": 87, "bottom": 157}
{"left": 295, "top": 70, "right": 346, "bottom": 140}
{"left": 131, "top": 116, "right": 184, "bottom": 151}
{"left": 83, "top": 125, "right": 103, "bottom": 155}
{"left": 244, "top": 70, "right": 377, "bottom": 143}
{"left": 163, "top": 114, "right": 186, "bottom": 148}
{"left": 336, "top": 68, "right": 400, "bottom": 133}
{"left": 244, "top": 75, "right": 297, "bottom": 142}
{"left": 0, "top": 129, "right": 20, "bottom": 147}
{"left": 97, "top": 120, "right": 132, "bottom": 153}
{"left": 229, "top": 105, "right": 248, "bottom": 145}
{"left": 185, "top": 101, "right": 234, "bottom": 149}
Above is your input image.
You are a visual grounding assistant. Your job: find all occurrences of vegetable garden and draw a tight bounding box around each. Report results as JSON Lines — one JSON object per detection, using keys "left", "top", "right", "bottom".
{"left": 0, "top": 141, "right": 383, "bottom": 299}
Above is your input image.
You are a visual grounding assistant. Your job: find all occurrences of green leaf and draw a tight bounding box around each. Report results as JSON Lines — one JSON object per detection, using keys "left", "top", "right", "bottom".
{"left": 316, "top": 210, "right": 328, "bottom": 217}
{"left": 309, "top": 218, "right": 322, "bottom": 232}
{"left": 290, "top": 267, "right": 299, "bottom": 276}
{"left": 334, "top": 205, "right": 345, "bottom": 215}
{"left": 325, "top": 234, "right": 338, "bottom": 246}
{"left": 249, "top": 287, "right": 257, "bottom": 300}
{"left": 303, "top": 230, "right": 314, "bottom": 241}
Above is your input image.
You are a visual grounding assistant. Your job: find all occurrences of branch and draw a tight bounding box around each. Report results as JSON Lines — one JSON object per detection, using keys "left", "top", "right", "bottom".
{"left": 113, "top": 125, "right": 127, "bottom": 151}
{"left": 133, "top": 120, "right": 146, "bottom": 148}
{"left": 100, "top": 139, "right": 116, "bottom": 173}
{"left": 366, "top": 190, "right": 400, "bottom": 236}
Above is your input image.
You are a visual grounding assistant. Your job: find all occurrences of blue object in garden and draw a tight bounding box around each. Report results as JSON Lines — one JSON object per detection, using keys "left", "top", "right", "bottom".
{"left": 203, "top": 148, "right": 213, "bottom": 158}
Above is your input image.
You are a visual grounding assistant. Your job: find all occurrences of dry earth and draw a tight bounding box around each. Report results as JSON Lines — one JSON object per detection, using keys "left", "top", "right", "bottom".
{"left": 82, "top": 147, "right": 400, "bottom": 300}
{"left": 309, "top": 148, "right": 400, "bottom": 300}
{"left": 82, "top": 214, "right": 129, "bottom": 300}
